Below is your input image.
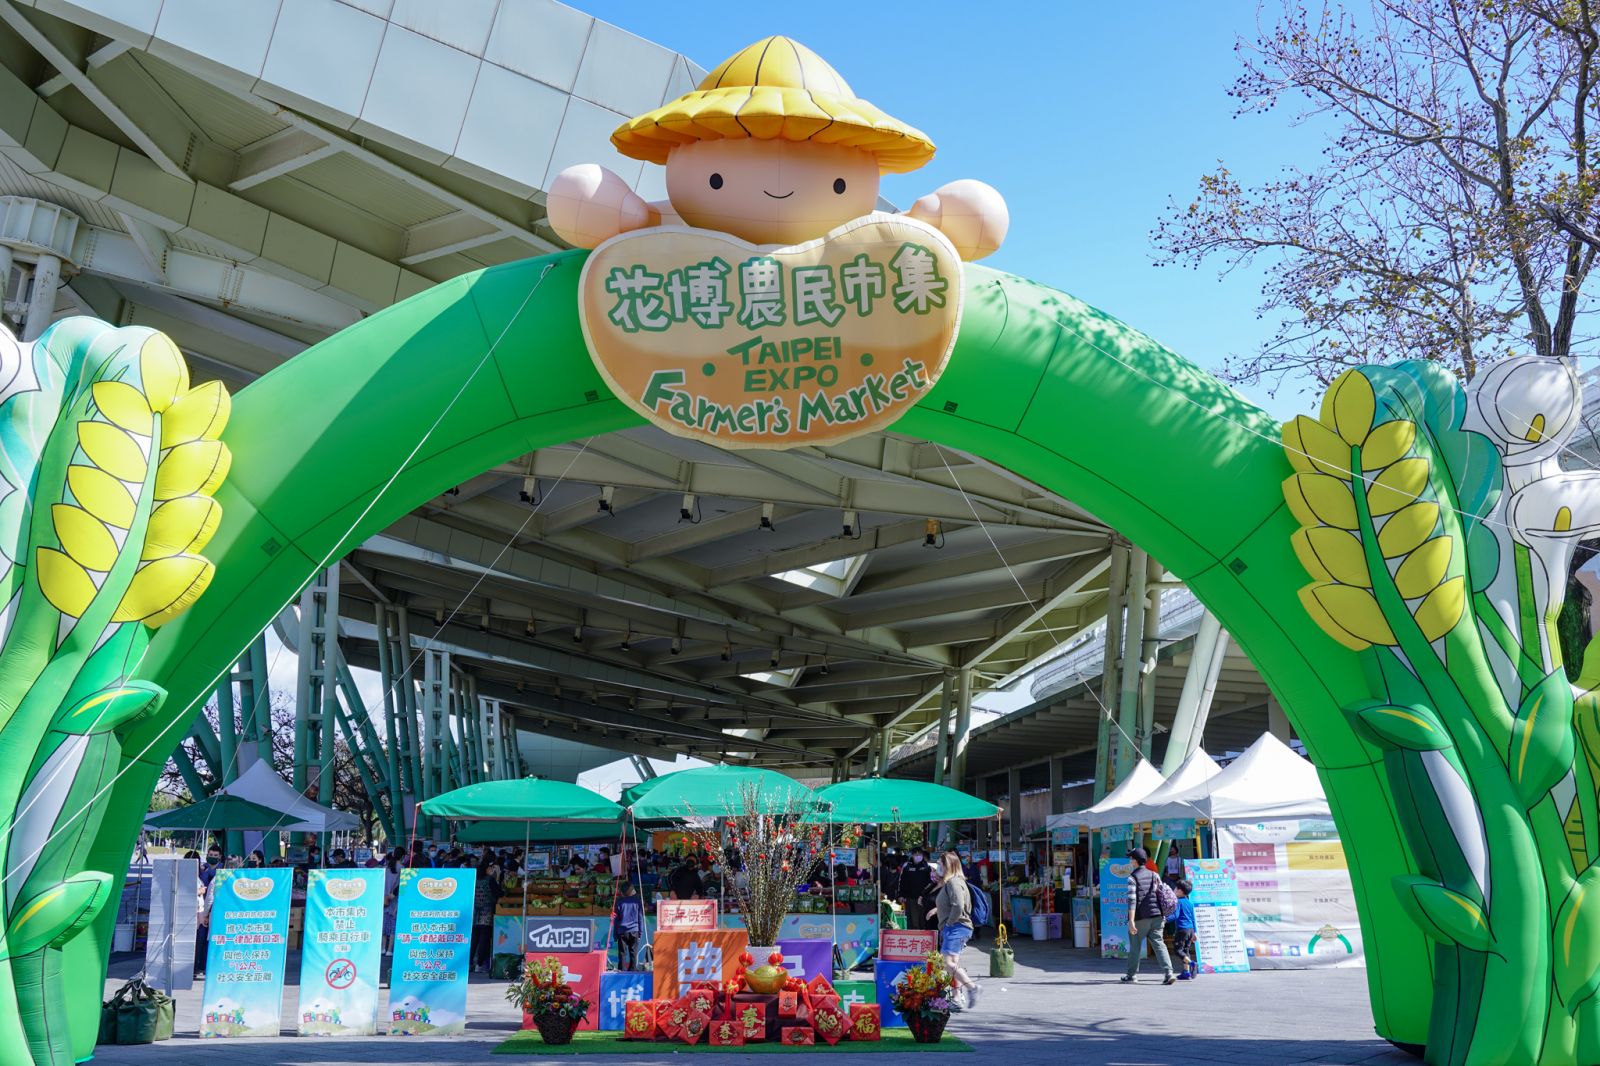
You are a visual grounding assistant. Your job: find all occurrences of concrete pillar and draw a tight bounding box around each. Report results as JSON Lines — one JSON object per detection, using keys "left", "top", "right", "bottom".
{"left": 1007, "top": 766, "right": 1023, "bottom": 852}
{"left": 1094, "top": 542, "right": 1128, "bottom": 799}
{"left": 877, "top": 729, "right": 892, "bottom": 775}
{"left": 21, "top": 252, "right": 58, "bottom": 341}
{"left": 1267, "top": 694, "right": 1292, "bottom": 743}
{"left": 951, "top": 667, "right": 973, "bottom": 790}
{"left": 1049, "top": 757, "right": 1065, "bottom": 815}
{"left": 1164, "top": 613, "right": 1229, "bottom": 774}
{"left": 933, "top": 673, "right": 954, "bottom": 786}
{"left": 0, "top": 245, "right": 13, "bottom": 332}
{"left": 1115, "top": 548, "right": 1149, "bottom": 784}
{"left": 1137, "top": 563, "right": 1164, "bottom": 760}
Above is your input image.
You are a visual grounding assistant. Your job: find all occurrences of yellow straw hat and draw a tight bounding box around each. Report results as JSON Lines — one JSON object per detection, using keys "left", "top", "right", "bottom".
{"left": 611, "top": 36, "right": 936, "bottom": 174}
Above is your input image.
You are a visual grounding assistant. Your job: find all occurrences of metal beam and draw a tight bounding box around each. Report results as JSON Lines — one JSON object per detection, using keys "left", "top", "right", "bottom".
{"left": 230, "top": 127, "right": 340, "bottom": 191}
{"left": 0, "top": 3, "right": 190, "bottom": 180}
{"left": 401, "top": 211, "right": 503, "bottom": 265}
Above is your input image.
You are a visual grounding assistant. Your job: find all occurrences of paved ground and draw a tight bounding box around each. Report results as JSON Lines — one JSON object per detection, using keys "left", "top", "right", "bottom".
{"left": 92, "top": 937, "right": 1417, "bottom": 1065}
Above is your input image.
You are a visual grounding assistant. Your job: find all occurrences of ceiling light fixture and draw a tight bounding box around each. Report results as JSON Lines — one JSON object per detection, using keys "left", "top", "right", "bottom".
{"left": 679, "top": 493, "right": 700, "bottom": 524}
{"left": 842, "top": 509, "right": 861, "bottom": 539}
{"left": 924, "top": 519, "right": 944, "bottom": 548}
{"left": 759, "top": 502, "right": 775, "bottom": 531}
{"left": 520, "top": 476, "right": 539, "bottom": 504}
{"left": 597, "top": 485, "right": 615, "bottom": 514}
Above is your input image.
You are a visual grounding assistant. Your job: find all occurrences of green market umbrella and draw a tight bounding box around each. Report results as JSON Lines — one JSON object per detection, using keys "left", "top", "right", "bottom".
{"left": 144, "top": 794, "right": 289, "bottom": 831}
{"left": 419, "top": 777, "right": 622, "bottom": 823}
{"left": 622, "top": 765, "right": 821, "bottom": 819}
{"left": 811, "top": 777, "right": 999, "bottom": 823}
{"left": 453, "top": 820, "right": 631, "bottom": 845}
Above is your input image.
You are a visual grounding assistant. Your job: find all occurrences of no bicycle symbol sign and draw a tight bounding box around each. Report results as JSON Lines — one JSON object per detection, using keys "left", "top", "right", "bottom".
{"left": 325, "top": 957, "right": 357, "bottom": 990}
{"left": 578, "top": 213, "right": 963, "bottom": 450}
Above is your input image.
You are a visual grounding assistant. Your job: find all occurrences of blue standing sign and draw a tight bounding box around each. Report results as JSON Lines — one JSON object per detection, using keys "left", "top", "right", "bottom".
{"left": 298, "top": 868, "right": 386, "bottom": 1035}
{"left": 598, "top": 971, "right": 653, "bottom": 1030}
{"left": 874, "top": 959, "right": 916, "bottom": 1028}
{"left": 198, "top": 867, "right": 293, "bottom": 1038}
{"left": 388, "top": 868, "right": 477, "bottom": 1035}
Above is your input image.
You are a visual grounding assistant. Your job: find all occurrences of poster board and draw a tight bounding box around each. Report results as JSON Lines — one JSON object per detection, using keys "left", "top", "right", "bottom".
{"left": 388, "top": 868, "right": 476, "bottom": 1035}
{"left": 297, "top": 868, "right": 385, "bottom": 1035}
{"left": 1097, "top": 858, "right": 1134, "bottom": 958}
{"left": 198, "top": 868, "right": 292, "bottom": 1038}
{"left": 525, "top": 952, "right": 605, "bottom": 1031}
{"left": 144, "top": 857, "right": 197, "bottom": 992}
{"left": 1218, "top": 819, "right": 1364, "bottom": 968}
{"left": 1183, "top": 858, "right": 1249, "bottom": 973}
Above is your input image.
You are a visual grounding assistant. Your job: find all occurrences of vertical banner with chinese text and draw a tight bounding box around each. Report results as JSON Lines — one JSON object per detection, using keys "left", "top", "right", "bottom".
{"left": 1097, "top": 858, "right": 1133, "bottom": 959}
{"left": 198, "top": 868, "right": 292, "bottom": 1038}
{"left": 1183, "top": 858, "right": 1250, "bottom": 973}
{"left": 297, "top": 868, "right": 385, "bottom": 1035}
{"left": 388, "top": 868, "right": 476, "bottom": 1035}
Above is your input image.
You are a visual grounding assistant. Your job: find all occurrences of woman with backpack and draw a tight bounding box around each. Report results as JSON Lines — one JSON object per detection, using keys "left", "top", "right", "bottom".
{"left": 932, "top": 852, "right": 981, "bottom": 1009}
{"left": 1120, "top": 847, "right": 1177, "bottom": 985}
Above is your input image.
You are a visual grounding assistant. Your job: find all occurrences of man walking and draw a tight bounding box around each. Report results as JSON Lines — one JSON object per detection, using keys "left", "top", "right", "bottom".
{"left": 1119, "top": 848, "right": 1176, "bottom": 985}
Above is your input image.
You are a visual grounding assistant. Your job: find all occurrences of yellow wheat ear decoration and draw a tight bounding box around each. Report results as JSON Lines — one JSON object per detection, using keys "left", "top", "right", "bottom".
{"left": 111, "top": 333, "right": 231, "bottom": 629}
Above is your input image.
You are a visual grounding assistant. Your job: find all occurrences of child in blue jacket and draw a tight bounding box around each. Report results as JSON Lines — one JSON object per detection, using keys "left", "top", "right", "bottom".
{"left": 1172, "top": 880, "right": 1198, "bottom": 979}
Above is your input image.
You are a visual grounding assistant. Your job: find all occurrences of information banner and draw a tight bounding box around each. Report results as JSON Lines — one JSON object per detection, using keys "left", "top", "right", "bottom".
{"left": 1219, "top": 820, "right": 1363, "bottom": 968}
{"left": 598, "top": 971, "right": 653, "bottom": 1030}
{"left": 653, "top": 929, "right": 747, "bottom": 1000}
{"left": 198, "top": 868, "right": 292, "bottom": 1038}
{"left": 388, "top": 868, "right": 476, "bottom": 1035}
{"left": 828, "top": 846, "right": 858, "bottom": 868}
{"left": 1152, "top": 818, "right": 1197, "bottom": 840}
{"left": 1183, "top": 858, "right": 1249, "bottom": 973}
{"left": 1051, "top": 826, "right": 1081, "bottom": 845}
{"left": 1101, "top": 824, "right": 1134, "bottom": 844}
{"left": 658, "top": 898, "right": 718, "bottom": 931}
{"left": 297, "top": 868, "right": 385, "bottom": 1036}
{"left": 1097, "top": 858, "right": 1135, "bottom": 958}
{"left": 880, "top": 929, "right": 936, "bottom": 961}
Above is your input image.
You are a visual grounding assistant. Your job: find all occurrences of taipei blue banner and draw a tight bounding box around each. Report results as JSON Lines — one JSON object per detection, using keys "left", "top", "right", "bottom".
{"left": 297, "top": 868, "right": 386, "bottom": 1036}
{"left": 198, "top": 867, "right": 293, "bottom": 1038}
{"left": 388, "top": 868, "right": 477, "bottom": 1035}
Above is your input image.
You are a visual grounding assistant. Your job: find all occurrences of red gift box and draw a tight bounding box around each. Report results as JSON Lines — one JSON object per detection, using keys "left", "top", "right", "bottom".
{"left": 708, "top": 1019, "right": 745, "bottom": 1047}
{"left": 811, "top": 993, "right": 841, "bottom": 1013}
{"left": 811, "top": 1003, "right": 847, "bottom": 1046}
{"left": 660, "top": 999, "right": 692, "bottom": 1039}
{"left": 733, "top": 993, "right": 778, "bottom": 1042}
{"left": 623, "top": 999, "right": 658, "bottom": 1040}
{"left": 848, "top": 1004, "right": 882, "bottom": 1042}
{"left": 679, "top": 1010, "right": 710, "bottom": 1045}
{"left": 683, "top": 987, "right": 717, "bottom": 1018}
{"left": 778, "top": 989, "right": 799, "bottom": 1017}
{"left": 782, "top": 1026, "right": 816, "bottom": 1046}
{"left": 735, "top": 1000, "right": 768, "bottom": 1042}
{"left": 806, "top": 973, "right": 834, "bottom": 1000}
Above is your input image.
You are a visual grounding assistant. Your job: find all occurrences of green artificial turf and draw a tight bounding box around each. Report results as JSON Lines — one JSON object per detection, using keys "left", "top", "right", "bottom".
{"left": 492, "top": 1029, "right": 973, "bottom": 1055}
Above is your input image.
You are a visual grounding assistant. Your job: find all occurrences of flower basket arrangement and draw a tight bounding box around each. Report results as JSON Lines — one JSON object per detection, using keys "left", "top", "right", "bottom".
{"left": 505, "top": 955, "right": 591, "bottom": 1044}
{"left": 889, "top": 953, "right": 958, "bottom": 1044}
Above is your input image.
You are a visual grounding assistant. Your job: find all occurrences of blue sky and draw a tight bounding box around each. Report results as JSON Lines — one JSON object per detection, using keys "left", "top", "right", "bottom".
{"left": 574, "top": 2, "right": 1329, "bottom": 417}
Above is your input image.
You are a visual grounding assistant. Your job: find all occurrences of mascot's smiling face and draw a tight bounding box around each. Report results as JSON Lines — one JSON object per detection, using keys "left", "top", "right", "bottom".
{"left": 665, "top": 138, "right": 880, "bottom": 246}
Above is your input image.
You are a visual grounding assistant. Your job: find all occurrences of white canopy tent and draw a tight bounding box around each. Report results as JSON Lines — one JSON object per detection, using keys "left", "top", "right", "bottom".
{"left": 1046, "top": 759, "right": 1166, "bottom": 830}
{"left": 1132, "top": 733, "right": 1328, "bottom": 824}
{"left": 215, "top": 760, "right": 359, "bottom": 834}
{"left": 1129, "top": 749, "right": 1222, "bottom": 817}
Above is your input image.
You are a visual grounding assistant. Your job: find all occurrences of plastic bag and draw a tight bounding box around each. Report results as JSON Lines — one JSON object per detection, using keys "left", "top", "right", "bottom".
{"left": 988, "top": 924, "right": 1015, "bottom": 978}
{"left": 106, "top": 976, "right": 175, "bottom": 1045}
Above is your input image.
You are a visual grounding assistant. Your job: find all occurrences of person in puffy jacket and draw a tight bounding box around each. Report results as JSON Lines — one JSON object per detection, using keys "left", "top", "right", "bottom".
{"left": 1120, "top": 847, "right": 1176, "bottom": 985}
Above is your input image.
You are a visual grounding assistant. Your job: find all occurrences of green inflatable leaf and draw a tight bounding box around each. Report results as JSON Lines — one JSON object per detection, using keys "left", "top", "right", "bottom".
{"left": 1508, "top": 669, "right": 1577, "bottom": 807}
{"left": 4, "top": 872, "right": 111, "bottom": 958}
{"left": 1347, "top": 701, "right": 1454, "bottom": 751}
{"left": 1392, "top": 875, "right": 1493, "bottom": 951}
{"left": 1554, "top": 866, "right": 1600, "bottom": 1010}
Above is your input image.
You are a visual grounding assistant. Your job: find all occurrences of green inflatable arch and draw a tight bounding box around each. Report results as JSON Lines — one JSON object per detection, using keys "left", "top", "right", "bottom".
{"left": 57, "top": 253, "right": 1424, "bottom": 1054}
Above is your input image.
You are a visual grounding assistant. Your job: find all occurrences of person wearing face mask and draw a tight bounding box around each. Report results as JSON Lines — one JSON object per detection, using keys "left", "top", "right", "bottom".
{"left": 898, "top": 850, "right": 934, "bottom": 930}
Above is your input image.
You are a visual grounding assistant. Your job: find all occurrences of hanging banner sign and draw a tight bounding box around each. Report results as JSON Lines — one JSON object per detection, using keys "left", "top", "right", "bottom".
{"left": 1183, "top": 858, "right": 1249, "bottom": 973}
{"left": 297, "top": 868, "right": 385, "bottom": 1036}
{"left": 1153, "top": 819, "right": 1197, "bottom": 840}
{"left": 388, "top": 868, "right": 477, "bottom": 1035}
{"left": 880, "top": 929, "right": 936, "bottom": 961}
{"left": 658, "top": 898, "right": 717, "bottom": 931}
{"left": 521, "top": 918, "right": 595, "bottom": 953}
{"left": 1097, "top": 858, "right": 1135, "bottom": 959}
{"left": 578, "top": 214, "right": 963, "bottom": 450}
{"left": 198, "top": 867, "right": 292, "bottom": 1038}
{"left": 1101, "top": 824, "right": 1134, "bottom": 844}
{"left": 828, "top": 846, "right": 858, "bottom": 868}
{"left": 1051, "top": 826, "right": 1081, "bottom": 845}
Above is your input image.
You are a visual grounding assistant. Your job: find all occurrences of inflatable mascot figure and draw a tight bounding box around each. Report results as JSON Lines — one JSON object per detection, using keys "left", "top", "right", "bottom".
{"left": 0, "top": 320, "right": 228, "bottom": 1064}
{"left": 546, "top": 34, "right": 1009, "bottom": 260}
